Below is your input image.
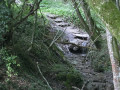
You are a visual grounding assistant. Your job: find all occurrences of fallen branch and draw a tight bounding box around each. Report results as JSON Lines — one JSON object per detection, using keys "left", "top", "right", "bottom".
{"left": 42, "top": 34, "right": 97, "bottom": 50}
{"left": 37, "top": 62, "right": 53, "bottom": 90}
{"left": 72, "top": 86, "right": 80, "bottom": 90}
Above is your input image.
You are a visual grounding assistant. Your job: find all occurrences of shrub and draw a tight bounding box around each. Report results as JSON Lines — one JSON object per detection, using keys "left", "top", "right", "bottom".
{"left": 51, "top": 64, "right": 83, "bottom": 89}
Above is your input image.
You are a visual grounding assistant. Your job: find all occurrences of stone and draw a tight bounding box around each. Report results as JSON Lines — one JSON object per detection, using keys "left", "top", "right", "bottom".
{"left": 55, "top": 18, "right": 63, "bottom": 23}
{"left": 56, "top": 22, "right": 70, "bottom": 27}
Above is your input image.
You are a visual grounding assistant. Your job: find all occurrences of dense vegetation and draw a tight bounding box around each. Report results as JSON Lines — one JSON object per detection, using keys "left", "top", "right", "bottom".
{"left": 0, "top": 0, "right": 83, "bottom": 90}
{"left": 0, "top": 0, "right": 120, "bottom": 90}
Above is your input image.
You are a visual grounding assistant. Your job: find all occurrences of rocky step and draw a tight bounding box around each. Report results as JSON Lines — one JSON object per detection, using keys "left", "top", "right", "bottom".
{"left": 76, "top": 65, "right": 92, "bottom": 69}
{"left": 65, "top": 27, "right": 81, "bottom": 34}
{"left": 74, "top": 33, "right": 89, "bottom": 40}
{"left": 85, "top": 82, "right": 113, "bottom": 90}
{"left": 54, "top": 18, "right": 63, "bottom": 23}
{"left": 80, "top": 68, "right": 94, "bottom": 73}
{"left": 47, "top": 14, "right": 59, "bottom": 19}
{"left": 56, "top": 22, "right": 70, "bottom": 27}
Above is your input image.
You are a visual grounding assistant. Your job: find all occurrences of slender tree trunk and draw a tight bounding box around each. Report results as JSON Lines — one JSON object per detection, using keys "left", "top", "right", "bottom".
{"left": 72, "top": 0, "right": 102, "bottom": 49}
{"left": 71, "top": 0, "right": 90, "bottom": 34}
{"left": 81, "top": 0, "right": 102, "bottom": 49}
{"left": 81, "top": 0, "right": 95, "bottom": 33}
{"left": 112, "top": 37, "right": 120, "bottom": 63}
{"left": 112, "top": 0, "right": 120, "bottom": 65}
{"left": 28, "top": 0, "right": 38, "bottom": 51}
{"left": 106, "top": 29, "right": 120, "bottom": 90}
{"left": 83, "top": 0, "right": 120, "bottom": 89}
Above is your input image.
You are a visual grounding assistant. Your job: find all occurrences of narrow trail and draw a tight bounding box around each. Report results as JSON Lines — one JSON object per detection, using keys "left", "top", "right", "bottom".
{"left": 46, "top": 13, "right": 113, "bottom": 90}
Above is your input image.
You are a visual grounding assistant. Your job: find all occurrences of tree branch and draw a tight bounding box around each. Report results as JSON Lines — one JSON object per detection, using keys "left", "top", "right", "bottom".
{"left": 14, "top": 0, "right": 42, "bottom": 27}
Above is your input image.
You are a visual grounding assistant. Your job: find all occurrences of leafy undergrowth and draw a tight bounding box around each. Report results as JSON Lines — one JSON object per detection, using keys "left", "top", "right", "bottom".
{"left": 50, "top": 64, "right": 83, "bottom": 89}
{"left": 0, "top": 14, "right": 83, "bottom": 90}
{"left": 87, "top": 40, "right": 111, "bottom": 73}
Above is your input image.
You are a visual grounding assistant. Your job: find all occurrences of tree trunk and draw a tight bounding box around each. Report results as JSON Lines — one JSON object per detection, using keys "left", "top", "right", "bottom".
{"left": 28, "top": 0, "right": 38, "bottom": 51}
{"left": 81, "top": 0, "right": 102, "bottom": 49}
{"left": 72, "top": 0, "right": 102, "bottom": 49}
{"left": 112, "top": 0, "right": 120, "bottom": 64}
{"left": 86, "top": 0, "right": 120, "bottom": 89}
{"left": 71, "top": 0, "right": 90, "bottom": 34}
{"left": 106, "top": 29, "right": 120, "bottom": 90}
{"left": 81, "top": 0, "right": 97, "bottom": 34}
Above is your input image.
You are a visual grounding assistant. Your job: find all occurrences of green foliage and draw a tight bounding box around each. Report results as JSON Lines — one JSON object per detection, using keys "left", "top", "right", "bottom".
{"left": 87, "top": 0, "right": 120, "bottom": 42}
{"left": 88, "top": 41, "right": 111, "bottom": 72}
{"left": 0, "top": 83, "right": 8, "bottom": 90}
{"left": 90, "top": 10, "right": 106, "bottom": 33}
{"left": 0, "top": 48, "right": 20, "bottom": 79}
{"left": 0, "top": 0, "right": 84, "bottom": 89}
{"left": 41, "top": 0, "right": 73, "bottom": 16}
{"left": 0, "top": 2, "right": 11, "bottom": 43}
{"left": 40, "top": 0, "right": 104, "bottom": 30}
{"left": 51, "top": 64, "right": 83, "bottom": 89}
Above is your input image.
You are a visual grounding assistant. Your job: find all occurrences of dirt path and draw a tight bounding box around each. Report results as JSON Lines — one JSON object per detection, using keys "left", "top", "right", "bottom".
{"left": 46, "top": 13, "right": 113, "bottom": 90}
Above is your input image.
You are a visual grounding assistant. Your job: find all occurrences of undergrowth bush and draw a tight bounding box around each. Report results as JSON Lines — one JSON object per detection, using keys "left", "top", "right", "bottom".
{"left": 11, "top": 13, "right": 83, "bottom": 89}
{"left": 87, "top": 40, "right": 111, "bottom": 72}
{"left": 0, "top": 0, "right": 84, "bottom": 89}
{"left": 51, "top": 64, "right": 83, "bottom": 89}
{"left": 0, "top": 48, "right": 20, "bottom": 80}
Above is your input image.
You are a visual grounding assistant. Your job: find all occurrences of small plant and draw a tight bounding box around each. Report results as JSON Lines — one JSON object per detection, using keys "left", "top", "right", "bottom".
{"left": 0, "top": 48, "right": 20, "bottom": 79}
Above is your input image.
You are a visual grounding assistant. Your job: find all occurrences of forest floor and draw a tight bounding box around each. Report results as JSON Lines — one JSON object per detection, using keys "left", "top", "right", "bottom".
{"left": 45, "top": 13, "right": 114, "bottom": 90}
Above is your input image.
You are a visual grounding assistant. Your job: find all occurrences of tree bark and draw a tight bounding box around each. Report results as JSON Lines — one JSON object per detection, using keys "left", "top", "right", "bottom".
{"left": 86, "top": 0, "right": 120, "bottom": 89}
{"left": 72, "top": 0, "right": 102, "bottom": 49}
{"left": 71, "top": 0, "right": 90, "bottom": 34}
{"left": 81, "top": 0, "right": 97, "bottom": 34}
{"left": 28, "top": 0, "right": 38, "bottom": 51}
{"left": 106, "top": 29, "right": 120, "bottom": 90}
{"left": 81, "top": 0, "right": 102, "bottom": 49}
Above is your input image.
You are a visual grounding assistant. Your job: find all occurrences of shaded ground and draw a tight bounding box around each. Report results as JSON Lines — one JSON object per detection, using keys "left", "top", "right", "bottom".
{"left": 46, "top": 13, "right": 114, "bottom": 90}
